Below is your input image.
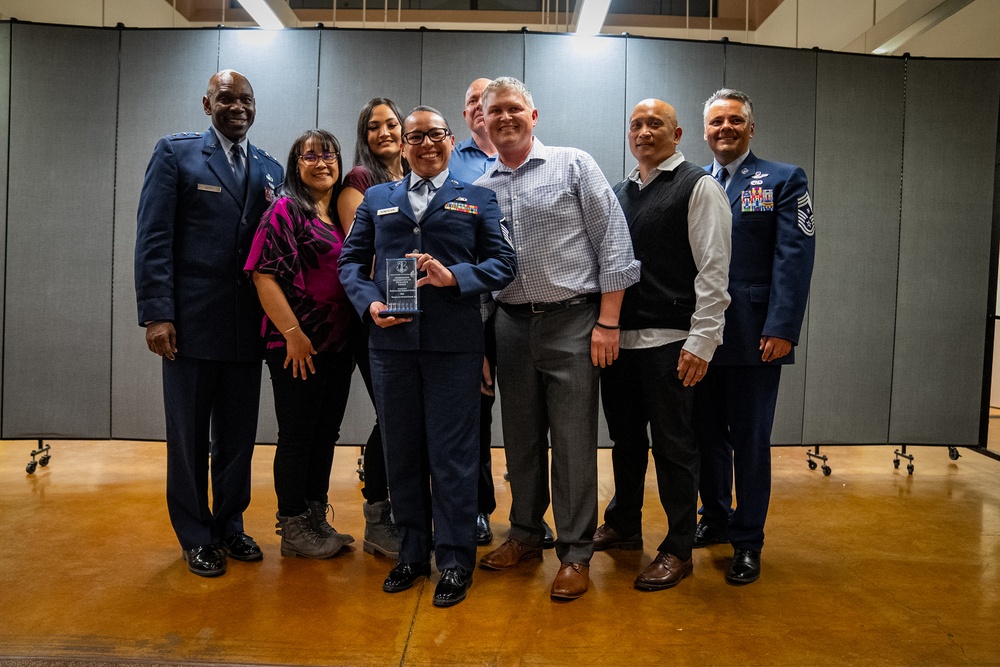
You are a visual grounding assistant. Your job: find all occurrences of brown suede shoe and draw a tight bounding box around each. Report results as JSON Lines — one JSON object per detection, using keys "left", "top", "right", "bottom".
{"left": 550, "top": 562, "right": 589, "bottom": 600}
{"left": 479, "top": 538, "right": 544, "bottom": 570}
{"left": 592, "top": 522, "right": 643, "bottom": 551}
{"left": 633, "top": 552, "right": 693, "bottom": 591}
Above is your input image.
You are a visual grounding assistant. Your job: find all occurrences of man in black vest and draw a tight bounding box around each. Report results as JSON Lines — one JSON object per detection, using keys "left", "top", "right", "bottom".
{"left": 594, "top": 99, "right": 731, "bottom": 591}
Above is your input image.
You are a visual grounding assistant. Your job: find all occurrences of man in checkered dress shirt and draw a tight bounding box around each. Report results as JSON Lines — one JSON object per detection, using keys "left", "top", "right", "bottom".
{"left": 475, "top": 77, "right": 640, "bottom": 600}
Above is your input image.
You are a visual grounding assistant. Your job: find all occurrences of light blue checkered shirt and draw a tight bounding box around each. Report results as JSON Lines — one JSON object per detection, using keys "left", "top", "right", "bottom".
{"left": 475, "top": 139, "right": 640, "bottom": 305}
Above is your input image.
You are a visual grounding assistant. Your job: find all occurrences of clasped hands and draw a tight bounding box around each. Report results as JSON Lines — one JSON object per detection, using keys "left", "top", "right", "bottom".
{"left": 370, "top": 252, "right": 455, "bottom": 329}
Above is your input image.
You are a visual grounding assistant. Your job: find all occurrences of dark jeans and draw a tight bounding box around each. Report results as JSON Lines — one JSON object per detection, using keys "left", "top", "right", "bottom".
{"left": 478, "top": 311, "right": 497, "bottom": 515}
{"left": 601, "top": 341, "right": 698, "bottom": 560}
{"left": 351, "top": 317, "right": 389, "bottom": 503}
{"left": 266, "top": 347, "right": 353, "bottom": 517}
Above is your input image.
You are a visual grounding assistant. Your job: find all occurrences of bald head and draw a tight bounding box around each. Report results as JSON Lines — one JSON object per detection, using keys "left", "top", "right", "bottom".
{"left": 203, "top": 69, "right": 256, "bottom": 143}
{"left": 628, "top": 98, "right": 682, "bottom": 176}
{"left": 463, "top": 77, "right": 493, "bottom": 134}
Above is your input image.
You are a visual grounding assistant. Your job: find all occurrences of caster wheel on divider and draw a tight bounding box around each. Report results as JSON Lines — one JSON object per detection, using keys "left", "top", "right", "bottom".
{"left": 893, "top": 459, "right": 900, "bottom": 469}
{"left": 948, "top": 447, "right": 960, "bottom": 461}
{"left": 26, "top": 460, "right": 37, "bottom": 474}
{"left": 822, "top": 465, "right": 832, "bottom": 476}
{"left": 907, "top": 464, "right": 914, "bottom": 475}
{"left": 807, "top": 460, "right": 817, "bottom": 470}
{"left": 39, "top": 455, "right": 51, "bottom": 467}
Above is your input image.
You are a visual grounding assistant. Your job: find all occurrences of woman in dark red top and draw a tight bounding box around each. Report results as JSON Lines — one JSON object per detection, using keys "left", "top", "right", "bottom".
{"left": 246, "top": 129, "right": 354, "bottom": 559}
{"left": 336, "top": 98, "right": 408, "bottom": 560}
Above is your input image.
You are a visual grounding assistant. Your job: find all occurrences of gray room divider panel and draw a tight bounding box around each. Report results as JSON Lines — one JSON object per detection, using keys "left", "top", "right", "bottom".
{"left": 3, "top": 24, "right": 119, "bottom": 437}
{"left": 419, "top": 32, "right": 525, "bottom": 138}
{"left": 220, "top": 29, "right": 321, "bottom": 164}
{"left": 524, "top": 34, "right": 627, "bottom": 182}
{"left": 723, "top": 44, "right": 818, "bottom": 445}
{"left": 804, "top": 53, "right": 903, "bottom": 445}
{"left": 318, "top": 29, "right": 422, "bottom": 180}
{"left": 220, "top": 28, "right": 323, "bottom": 444}
{"left": 0, "top": 23, "right": 9, "bottom": 436}
{"left": 623, "top": 37, "right": 724, "bottom": 170}
{"left": 112, "top": 29, "right": 222, "bottom": 440}
{"left": 889, "top": 58, "right": 1000, "bottom": 445}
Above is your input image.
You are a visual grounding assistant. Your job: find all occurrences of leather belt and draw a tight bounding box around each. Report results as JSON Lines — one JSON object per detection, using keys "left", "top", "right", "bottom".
{"left": 498, "top": 293, "right": 600, "bottom": 315}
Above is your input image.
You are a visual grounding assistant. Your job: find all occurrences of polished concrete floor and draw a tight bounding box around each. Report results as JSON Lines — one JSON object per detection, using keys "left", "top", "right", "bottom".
{"left": 1, "top": 433, "right": 999, "bottom": 666}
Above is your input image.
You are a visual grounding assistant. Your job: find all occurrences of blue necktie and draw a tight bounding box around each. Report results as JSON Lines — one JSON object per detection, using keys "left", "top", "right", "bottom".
{"left": 231, "top": 144, "right": 247, "bottom": 197}
{"left": 715, "top": 167, "right": 728, "bottom": 187}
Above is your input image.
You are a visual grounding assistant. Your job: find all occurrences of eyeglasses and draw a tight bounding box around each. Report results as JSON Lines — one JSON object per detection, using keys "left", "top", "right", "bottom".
{"left": 299, "top": 152, "right": 338, "bottom": 165}
{"left": 401, "top": 128, "right": 452, "bottom": 145}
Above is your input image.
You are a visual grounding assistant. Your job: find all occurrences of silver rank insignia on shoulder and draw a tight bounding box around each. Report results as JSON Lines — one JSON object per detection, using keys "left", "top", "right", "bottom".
{"left": 266, "top": 173, "right": 274, "bottom": 182}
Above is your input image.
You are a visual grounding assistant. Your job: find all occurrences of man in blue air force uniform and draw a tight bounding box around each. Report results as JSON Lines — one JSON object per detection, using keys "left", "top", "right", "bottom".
{"left": 135, "top": 70, "right": 284, "bottom": 577}
{"left": 338, "top": 106, "right": 516, "bottom": 607}
{"left": 694, "top": 88, "right": 815, "bottom": 585}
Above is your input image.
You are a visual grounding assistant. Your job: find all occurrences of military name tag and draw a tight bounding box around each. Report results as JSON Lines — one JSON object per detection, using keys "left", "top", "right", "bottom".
{"left": 380, "top": 257, "right": 421, "bottom": 318}
{"left": 378, "top": 207, "right": 400, "bottom": 216}
{"left": 197, "top": 183, "right": 222, "bottom": 193}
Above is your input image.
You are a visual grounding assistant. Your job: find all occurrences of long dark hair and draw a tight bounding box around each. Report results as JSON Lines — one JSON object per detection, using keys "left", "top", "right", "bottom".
{"left": 353, "top": 97, "right": 409, "bottom": 185}
{"left": 282, "top": 128, "right": 344, "bottom": 227}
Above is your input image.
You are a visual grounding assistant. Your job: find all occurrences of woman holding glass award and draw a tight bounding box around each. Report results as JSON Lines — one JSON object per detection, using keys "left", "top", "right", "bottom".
{"left": 339, "top": 106, "right": 515, "bottom": 607}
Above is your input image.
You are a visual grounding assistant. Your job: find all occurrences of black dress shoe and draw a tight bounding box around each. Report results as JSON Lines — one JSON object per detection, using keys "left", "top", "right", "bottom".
{"left": 222, "top": 532, "right": 263, "bottom": 562}
{"left": 433, "top": 567, "right": 472, "bottom": 607}
{"left": 693, "top": 522, "right": 729, "bottom": 548}
{"left": 476, "top": 513, "right": 493, "bottom": 545}
{"left": 726, "top": 549, "right": 761, "bottom": 585}
{"left": 543, "top": 520, "right": 556, "bottom": 549}
{"left": 383, "top": 562, "right": 431, "bottom": 593}
{"left": 183, "top": 545, "right": 226, "bottom": 577}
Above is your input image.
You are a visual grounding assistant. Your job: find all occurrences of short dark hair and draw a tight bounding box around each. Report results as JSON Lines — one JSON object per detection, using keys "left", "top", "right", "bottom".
{"left": 281, "top": 128, "right": 344, "bottom": 227}
{"left": 353, "top": 97, "right": 410, "bottom": 185}
{"left": 404, "top": 105, "right": 452, "bottom": 134}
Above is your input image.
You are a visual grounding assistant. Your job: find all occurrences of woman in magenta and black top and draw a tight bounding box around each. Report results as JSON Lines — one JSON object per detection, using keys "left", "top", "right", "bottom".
{"left": 246, "top": 128, "right": 355, "bottom": 559}
{"left": 336, "top": 98, "right": 409, "bottom": 560}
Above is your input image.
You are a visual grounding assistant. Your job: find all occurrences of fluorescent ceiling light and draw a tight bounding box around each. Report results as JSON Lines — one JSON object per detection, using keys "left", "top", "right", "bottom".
{"left": 236, "top": 0, "right": 297, "bottom": 29}
{"left": 575, "top": 0, "right": 612, "bottom": 35}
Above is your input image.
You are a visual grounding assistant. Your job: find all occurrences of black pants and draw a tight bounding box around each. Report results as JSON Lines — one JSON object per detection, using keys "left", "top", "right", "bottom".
{"left": 600, "top": 341, "right": 698, "bottom": 560}
{"left": 266, "top": 347, "right": 353, "bottom": 517}
{"left": 478, "top": 311, "right": 498, "bottom": 515}
{"left": 350, "top": 316, "right": 389, "bottom": 503}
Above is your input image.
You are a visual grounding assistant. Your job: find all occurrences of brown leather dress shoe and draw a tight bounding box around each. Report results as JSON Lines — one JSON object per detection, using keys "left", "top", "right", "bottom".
{"left": 592, "top": 523, "right": 643, "bottom": 551}
{"left": 550, "top": 562, "right": 589, "bottom": 600}
{"left": 634, "top": 552, "right": 693, "bottom": 591}
{"left": 479, "top": 538, "right": 544, "bottom": 570}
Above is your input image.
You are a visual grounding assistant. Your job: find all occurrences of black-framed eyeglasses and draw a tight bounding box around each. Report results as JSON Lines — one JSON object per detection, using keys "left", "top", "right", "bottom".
{"left": 402, "top": 128, "right": 452, "bottom": 145}
{"left": 299, "top": 152, "right": 339, "bottom": 165}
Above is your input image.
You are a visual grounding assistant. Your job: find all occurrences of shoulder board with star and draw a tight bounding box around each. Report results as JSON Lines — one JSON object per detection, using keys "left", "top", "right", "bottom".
{"left": 165, "top": 131, "right": 203, "bottom": 142}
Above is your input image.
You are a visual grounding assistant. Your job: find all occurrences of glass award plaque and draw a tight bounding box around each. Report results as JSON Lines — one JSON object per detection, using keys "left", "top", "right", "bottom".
{"left": 380, "top": 257, "right": 421, "bottom": 317}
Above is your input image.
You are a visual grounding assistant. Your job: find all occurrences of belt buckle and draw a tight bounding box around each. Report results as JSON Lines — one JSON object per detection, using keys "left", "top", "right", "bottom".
{"left": 531, "top": 302, "right": 544, "bottom": 314}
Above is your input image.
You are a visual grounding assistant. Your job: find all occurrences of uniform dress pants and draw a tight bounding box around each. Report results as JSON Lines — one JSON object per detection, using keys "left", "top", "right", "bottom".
{"left": 693, "top": 364, "right": 781, "bottom": 552}
{"left": 266, "top": 347, "right": 354, "bottom": 517}
{"left": 351, "top": 317, "right": 389, "bottom": 503}
{"left": 496, "top": 303, "right": 599, "bottom": 566}
{"left": 600, "top": 341, "right": 698, "bottom": 560}
{"left": 370, "top": 348, "right": 481, "bottom": 572}
{"left": 162, "top": 356, "right": 261, "bottom": 550}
